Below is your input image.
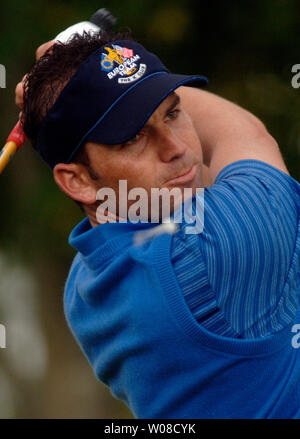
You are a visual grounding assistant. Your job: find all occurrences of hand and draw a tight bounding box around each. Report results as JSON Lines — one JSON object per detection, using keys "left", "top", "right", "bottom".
{"left": 15, "top": 40, "right": 55, "bottom": 111}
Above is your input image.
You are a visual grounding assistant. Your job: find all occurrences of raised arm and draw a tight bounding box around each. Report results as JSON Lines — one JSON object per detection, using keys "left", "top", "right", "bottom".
{"left": 178, "top": 86, "right": 289, "bottom": 184}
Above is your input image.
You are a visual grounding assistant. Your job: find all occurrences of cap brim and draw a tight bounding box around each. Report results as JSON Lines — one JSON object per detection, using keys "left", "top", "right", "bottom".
{"left": 77, "top": 73, "right": 207, "bottom": 150}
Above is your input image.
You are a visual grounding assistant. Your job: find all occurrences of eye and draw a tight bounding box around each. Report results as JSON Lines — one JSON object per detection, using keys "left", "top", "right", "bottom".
{"left": 166, "top": 109, "right": 180, "bottom": 121}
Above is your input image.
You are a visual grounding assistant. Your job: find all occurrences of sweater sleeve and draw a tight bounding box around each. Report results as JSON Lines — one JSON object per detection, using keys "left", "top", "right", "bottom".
{"left": 171, "top": 159, "right": 300, "bottom": 339}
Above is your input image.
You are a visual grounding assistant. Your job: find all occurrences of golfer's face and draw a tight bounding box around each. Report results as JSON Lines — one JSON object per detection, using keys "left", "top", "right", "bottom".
{"left": 85, "top": 91, "right": 203, "bottom": 214}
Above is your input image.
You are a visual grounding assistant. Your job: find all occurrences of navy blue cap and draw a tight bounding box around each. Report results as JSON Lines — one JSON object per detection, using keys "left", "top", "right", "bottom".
{"left": 36, "top": 40, "right": 208, "bottom": 168}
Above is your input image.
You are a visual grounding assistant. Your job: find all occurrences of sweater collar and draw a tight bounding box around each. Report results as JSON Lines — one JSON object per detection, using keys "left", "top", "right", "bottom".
{"left": 69, "top": 217, "right": 156, "bottom": 269}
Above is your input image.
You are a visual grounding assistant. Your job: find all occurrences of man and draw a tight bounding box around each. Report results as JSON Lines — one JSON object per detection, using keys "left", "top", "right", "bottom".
{"left": 17, "top": 31, "right": 300, "bottom": 418}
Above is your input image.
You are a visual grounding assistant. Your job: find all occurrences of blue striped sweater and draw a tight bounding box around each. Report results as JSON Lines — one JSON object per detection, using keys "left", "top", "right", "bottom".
{"left": 64, "top": 159, "right": 300, "bottom": 418}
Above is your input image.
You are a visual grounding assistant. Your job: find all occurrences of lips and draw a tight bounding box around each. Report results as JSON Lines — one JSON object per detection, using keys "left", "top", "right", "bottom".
{"left": 166, "top": 164, "right": 198, "bottom": 186}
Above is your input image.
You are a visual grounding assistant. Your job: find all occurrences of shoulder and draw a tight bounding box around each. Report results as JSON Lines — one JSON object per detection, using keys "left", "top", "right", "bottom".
{"left": 206, "top": 159, "right": 300, "bottom": 218}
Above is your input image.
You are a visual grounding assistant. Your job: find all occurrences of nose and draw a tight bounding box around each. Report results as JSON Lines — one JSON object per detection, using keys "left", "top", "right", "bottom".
{"left": 156, "top": 125, "right": 187, "bottom": 162}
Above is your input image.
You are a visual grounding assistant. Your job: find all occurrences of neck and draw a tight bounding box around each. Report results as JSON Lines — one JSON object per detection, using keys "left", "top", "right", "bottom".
{"left": 84, "top": 204, "right": 122, "bottom": 228}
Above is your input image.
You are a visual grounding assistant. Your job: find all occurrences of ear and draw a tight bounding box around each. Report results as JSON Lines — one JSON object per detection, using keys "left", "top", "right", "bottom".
{"left": 53, "top": 162, "right": 98, "bottom": 204}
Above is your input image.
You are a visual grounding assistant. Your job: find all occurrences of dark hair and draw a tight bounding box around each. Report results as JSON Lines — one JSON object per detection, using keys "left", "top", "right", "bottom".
{"left": 22, "top": 30, "right": 135, "bottom": 210}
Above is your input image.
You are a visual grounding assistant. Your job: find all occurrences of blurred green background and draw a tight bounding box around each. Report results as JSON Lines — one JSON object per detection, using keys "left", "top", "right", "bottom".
{"left": 0, "top": 0, "right": 299, "bottom": 418}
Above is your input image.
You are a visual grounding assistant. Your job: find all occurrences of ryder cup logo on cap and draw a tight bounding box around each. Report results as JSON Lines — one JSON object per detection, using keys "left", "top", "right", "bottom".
{"left": 36, "top": 40, "right": 208, "bottom": 169}
{"left": 100, "top": 44, "right": 147, "bottom": 84}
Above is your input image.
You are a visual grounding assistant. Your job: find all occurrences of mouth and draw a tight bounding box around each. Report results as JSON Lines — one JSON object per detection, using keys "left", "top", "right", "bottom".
{"left": 166, "top": 164, "right": 198, "bottom": 186}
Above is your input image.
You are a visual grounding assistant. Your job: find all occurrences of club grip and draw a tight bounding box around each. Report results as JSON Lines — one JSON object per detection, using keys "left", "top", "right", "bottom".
{"left": 0, "top": 121, "right": 26, "bottom": 174}
{"left": 6, "top": 120, "right": 26, "bottom": 148}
